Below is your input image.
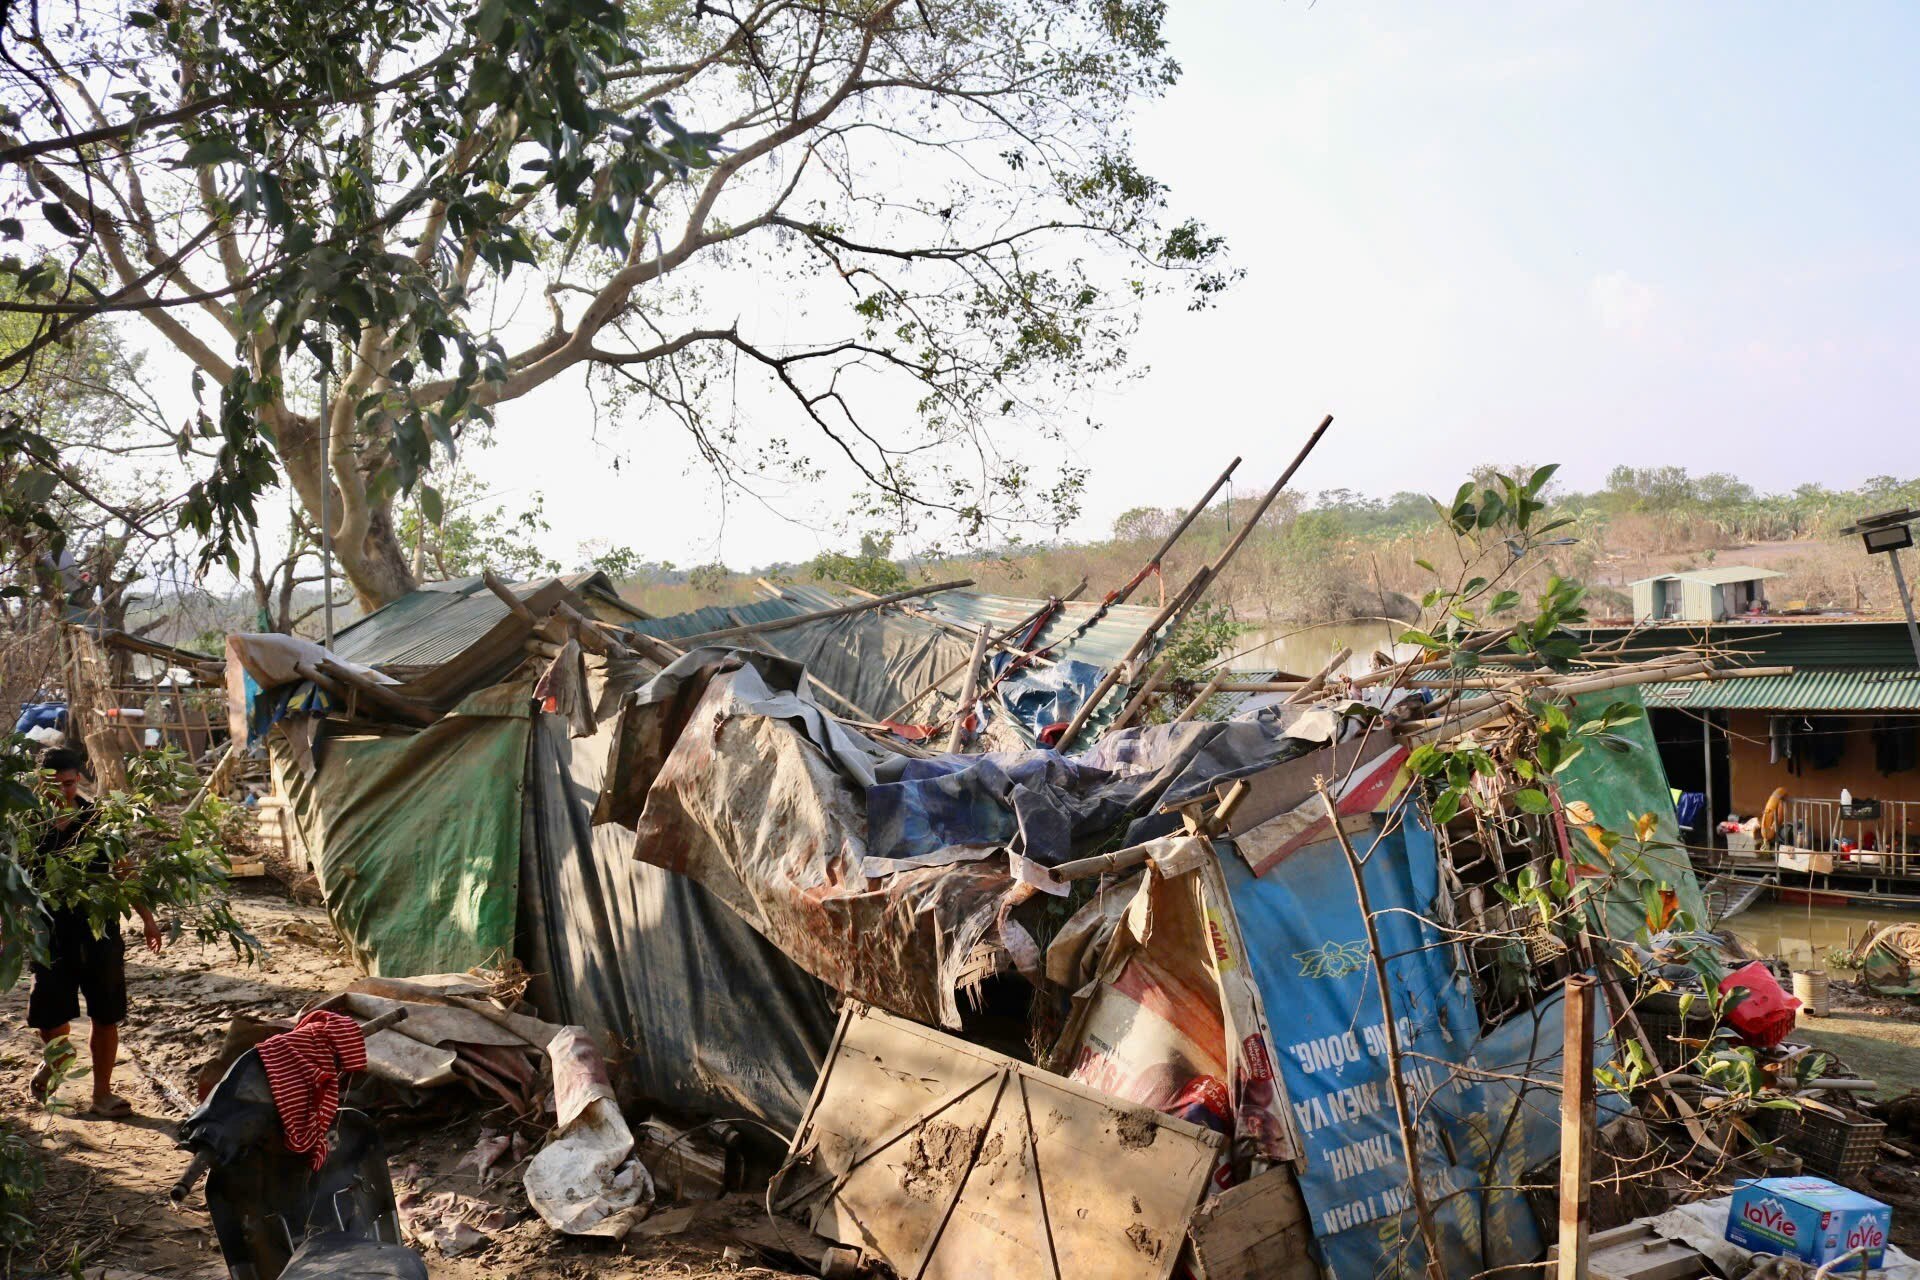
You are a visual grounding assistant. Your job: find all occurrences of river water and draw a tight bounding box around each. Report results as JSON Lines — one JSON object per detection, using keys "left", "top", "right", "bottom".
{"left": 1728, "top": 899, "right": 1917, "bottom": 969}
{"left": 1227, "top": 620, "right": 1406, "bottom": 677}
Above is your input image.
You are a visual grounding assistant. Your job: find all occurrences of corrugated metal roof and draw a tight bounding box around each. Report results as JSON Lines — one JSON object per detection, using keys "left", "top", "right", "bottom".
{"left": 1583, "top": 621, "right": 1920, "bottom": 669}
{"left": 626, "top": 597, "right": 808, "bottom": 642}
{"left": 1628, "top": 566, "right": 1783, "bottom": 586}
{"left": 629, "top": 584, "right": 1167, "bottom": 669}
{"left": 917, "top": 590, "right": 1166, "bottom": 668}
{"left": 332, "top": 574, "right": 639, "bottom": 669}
{"left": 1644, "top": 668, "right": 1920, "bottom": 710}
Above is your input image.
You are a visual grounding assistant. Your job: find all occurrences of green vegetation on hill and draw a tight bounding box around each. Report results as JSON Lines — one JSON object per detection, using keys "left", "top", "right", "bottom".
{"left": 615, "top": 467, "right": 1920, "bottom": 628}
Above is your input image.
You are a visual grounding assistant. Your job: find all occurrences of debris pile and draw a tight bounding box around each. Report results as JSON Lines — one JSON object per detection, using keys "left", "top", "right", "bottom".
{"left": 208, "top": 437, "right": 1916, "bottom": 1278}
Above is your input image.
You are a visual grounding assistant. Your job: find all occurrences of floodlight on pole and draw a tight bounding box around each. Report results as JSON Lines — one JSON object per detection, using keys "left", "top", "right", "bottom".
{"left": 1842, "top": 508, "right": 1920, "bottom": 671}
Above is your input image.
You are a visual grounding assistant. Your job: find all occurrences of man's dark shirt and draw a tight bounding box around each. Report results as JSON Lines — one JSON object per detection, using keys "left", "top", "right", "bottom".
{"left": 27, "top": 799, "right": 112, "bottom": 945}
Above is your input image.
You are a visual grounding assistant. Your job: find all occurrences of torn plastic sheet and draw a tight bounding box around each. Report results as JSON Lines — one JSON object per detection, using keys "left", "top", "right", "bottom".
{"left": 1050, "top": 835, "right": 1299, "bottom": 1183}
{"left": 524, "top": 1027, "right": 652, "bottom": 1238}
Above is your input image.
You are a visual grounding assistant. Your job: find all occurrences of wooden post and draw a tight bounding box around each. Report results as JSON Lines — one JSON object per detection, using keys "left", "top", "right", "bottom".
{"left": 1284, "top": 646, "right": 1353, "bottom": 705}
{"left": 947, "top": 625, "right": 991, "bottom": 753}
{"left": 1557, "top": 974, "right": 1598, "bottom": 1280}
{"left": 1111, "top": 456, "right": 1242, "bottom": 606}
{"left": 1702, "top": 712, "right": 1716, "bottom": 859}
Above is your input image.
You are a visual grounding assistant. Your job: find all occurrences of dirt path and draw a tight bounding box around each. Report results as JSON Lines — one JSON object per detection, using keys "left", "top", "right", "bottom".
{"left": 1, "top": 884, "right": 803, "bottom": 1279}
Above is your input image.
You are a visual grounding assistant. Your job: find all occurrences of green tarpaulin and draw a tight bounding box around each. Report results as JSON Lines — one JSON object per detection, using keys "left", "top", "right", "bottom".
{"left": 1558, "top": 688, "right": 1709, "bottom": 939}
{"left": 279, "top": 681, "right": 531, "bottom": 976}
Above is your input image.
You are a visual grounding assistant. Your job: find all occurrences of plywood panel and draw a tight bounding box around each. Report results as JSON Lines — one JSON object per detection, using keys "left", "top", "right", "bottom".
{"left": 786, "top": 1004, "right": 1221, "bottom": 1280}
{"left": 1185, "top": 1165, "right": 1319, "bottom": 1280}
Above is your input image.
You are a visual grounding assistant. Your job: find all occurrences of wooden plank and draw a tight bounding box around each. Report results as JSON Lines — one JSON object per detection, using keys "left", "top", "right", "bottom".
{"left": 1557, "top": 974, "right": 1598, "bottom": 1280}
{"left": 790, "top": 1005, "right": 1220, "bottom": 1280}
{"left": 1214, "top": 735, "right": 1400, "bottom": 836}
{"left": 1185, "top": 1165, "right": 1318, "bottom": 1280}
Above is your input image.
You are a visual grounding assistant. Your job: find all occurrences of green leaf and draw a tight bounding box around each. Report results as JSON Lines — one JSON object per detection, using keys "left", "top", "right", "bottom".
{"left": 1512, "top": 788, "right": 1551, "bottom": 814}
{"left": 1528, "top": 463, "right": 1560, "bottom": 493}
{"left": 178, "top": 135, "right": 244, "bottom": 167}
{"left": 1431, "top": 789, "right": 1462, "bottom": 824}
{"left": 41, "top": 201, "right": 80, "bottom": 238}
{"left": 419, "top": 484, "right": 444, "bottom": 526}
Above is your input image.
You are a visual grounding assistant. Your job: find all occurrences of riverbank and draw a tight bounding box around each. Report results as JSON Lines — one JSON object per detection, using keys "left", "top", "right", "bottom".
{"left": 1731, "top": 899, "right": 1920, "bottom": 1094}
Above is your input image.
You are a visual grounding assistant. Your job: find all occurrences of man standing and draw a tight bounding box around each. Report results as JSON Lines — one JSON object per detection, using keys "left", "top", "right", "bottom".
{"left": 25, "top": 747, "right": 163, "bottom": 1117}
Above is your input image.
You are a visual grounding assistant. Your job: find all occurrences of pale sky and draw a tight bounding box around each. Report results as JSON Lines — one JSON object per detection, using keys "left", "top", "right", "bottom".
{"left": 186, "top": 3, "right": 1920, "bottom": 574}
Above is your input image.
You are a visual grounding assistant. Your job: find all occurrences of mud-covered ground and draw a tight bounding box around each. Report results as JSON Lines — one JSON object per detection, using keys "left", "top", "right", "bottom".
{"left": 1, "top": 883, "right": 805, "bottom": 1279}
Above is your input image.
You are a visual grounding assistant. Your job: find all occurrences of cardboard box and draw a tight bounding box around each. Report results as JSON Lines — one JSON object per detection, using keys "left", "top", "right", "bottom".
{"left": 1726, "top": 1177, "right": 1890, "bottom": 1271}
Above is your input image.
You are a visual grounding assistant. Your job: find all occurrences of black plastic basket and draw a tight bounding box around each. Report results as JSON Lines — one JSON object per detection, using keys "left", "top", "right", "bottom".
{"left": 1789, "top": 1106, "right": 1885, "bottom": 1182}
{"left": 1635, "top": 992, "right": 1717, "bottom": 1075}
{"left": 1746, "top": 1103, "right": 1803, "bottom": 1149}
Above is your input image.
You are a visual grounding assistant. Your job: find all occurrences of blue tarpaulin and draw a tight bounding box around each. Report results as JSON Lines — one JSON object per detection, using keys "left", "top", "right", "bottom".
{"left": 861, "top": 717, "right": 1323, "bottom": 873}
{"left": 1222, "top": 817, "right": 1620, "bottom": 1278}
{"left": 988, "top": 652, "right": 1107, "bottom": 741}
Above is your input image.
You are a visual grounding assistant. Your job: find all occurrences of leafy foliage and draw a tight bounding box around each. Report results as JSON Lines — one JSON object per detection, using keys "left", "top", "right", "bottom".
{"left": 4, "top": 0, "right": 1231, "bottom": 608}
{"left": 394, "top": 470, "right": 560, "bottom": 582}
{"left": 0, "top": 746, "right": 259, "bottom": 996}
{"left": 1144, "top": 601, "right": 1245, "bottom": 723}
{"left": 0, "top": 1120, "right": 42, "bottom": 1252}
{"left": 810, "top": 534, "right": 909, "bottom": 596}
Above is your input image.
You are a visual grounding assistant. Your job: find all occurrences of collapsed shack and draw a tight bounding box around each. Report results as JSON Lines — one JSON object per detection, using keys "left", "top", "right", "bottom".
{"left": 219, "top": 507, "right": 1867, "bottom": 1273}
{"left": 31, "top": 623, "right": 230, "bottom": 788}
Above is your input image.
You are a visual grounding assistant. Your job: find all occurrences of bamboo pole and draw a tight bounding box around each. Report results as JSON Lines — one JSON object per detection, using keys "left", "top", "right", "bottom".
{"left": 1396, "top": 658, "right": 1722, "bottom": 738}
{"left": 881, "top": 585, "right": 1085, "bottom": 725}
{"left": 1173, "top": 672, "right": 1226, "bottom": 723}
{"left": 1556, "top": 973, "right": 1598, "bottom": 1280}
{"left": 481, "top": 568, "right": 540, "bottom": 623}
{"left": 1317, "top": 782, "right": 1446, "bottom": 1280}
{"left": 1055, "top": 416, "right": 1333, "bottom": 751}
{"left": 671, "top": 578, "right": 974, "bottom": 645}
{"left": 1050, "top": 779, "right": 1249, "bottom": 883}
{"left": 315, "top": 659, "right": 438, "bottom": 726}
{"left": 1111, "top": 456, "right": 1242, "bottom": 607}
{"left": 947, "top": 625, "right": 991, "bottom": 752}
{"left": 813, "top": 578, "right": 1068, "bottom": 666}
{"left": 1284, "top": 646, "right": 1353, "bottom": 705}
{"left": 1211, "top": 680, "right": 1307, "bottom": 693}
{"left": 1108, "top": 660, "right": 1169, "bottom": 733}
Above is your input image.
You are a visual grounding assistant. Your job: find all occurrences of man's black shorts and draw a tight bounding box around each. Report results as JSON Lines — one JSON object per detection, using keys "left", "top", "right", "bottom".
{"left": 27, "top": 921, "right": 127, "bottom": 1030}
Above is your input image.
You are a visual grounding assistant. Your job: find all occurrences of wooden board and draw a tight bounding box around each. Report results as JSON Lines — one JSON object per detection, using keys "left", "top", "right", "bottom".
{"left": 1212, "top": 736, "right": 1402, "bottom": 837}
{"left": 785, "top": 1004, "right": 1222, "bottom": 1280}
{"left": 1184, "top": 1165, "right": 1319, "bottom": 1280}
{"left": 1550, "top": 1222, "right": 1709, "bottom": 1280}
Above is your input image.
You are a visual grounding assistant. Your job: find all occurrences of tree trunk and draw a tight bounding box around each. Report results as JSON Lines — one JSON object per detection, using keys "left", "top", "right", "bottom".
{"left": 276, "top": 411, "right": 417, "bottom": 611}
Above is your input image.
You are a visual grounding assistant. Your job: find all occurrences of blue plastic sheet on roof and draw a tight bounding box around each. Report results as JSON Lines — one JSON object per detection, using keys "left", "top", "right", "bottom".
{"left": 1220, "top": 820, "right": 1623, "bottom": 1278}
{"left": 867, "top": 750, "right": 1142, "bottom": 870}
{"left": 988, "top": 652, "right": 1106, "bottom": 741}
{"left": 861, "top": 717, "right": 1322, "bottom": 873}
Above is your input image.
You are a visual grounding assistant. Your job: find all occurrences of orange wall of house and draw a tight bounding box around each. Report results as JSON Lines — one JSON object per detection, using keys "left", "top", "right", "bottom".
{"left": 1724, "top": 710, "right": 1920, "bottom": 819}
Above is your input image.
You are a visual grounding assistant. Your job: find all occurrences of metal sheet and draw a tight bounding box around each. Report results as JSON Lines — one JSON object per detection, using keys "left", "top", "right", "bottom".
{"left": 1643, "top": 668, "right": 1920, "bottom": 710}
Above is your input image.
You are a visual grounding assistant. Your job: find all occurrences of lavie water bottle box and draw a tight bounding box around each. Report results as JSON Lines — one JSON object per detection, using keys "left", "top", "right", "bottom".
{"left": 1726, "top": 1177, "right": 1891, "bottom": 1271}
